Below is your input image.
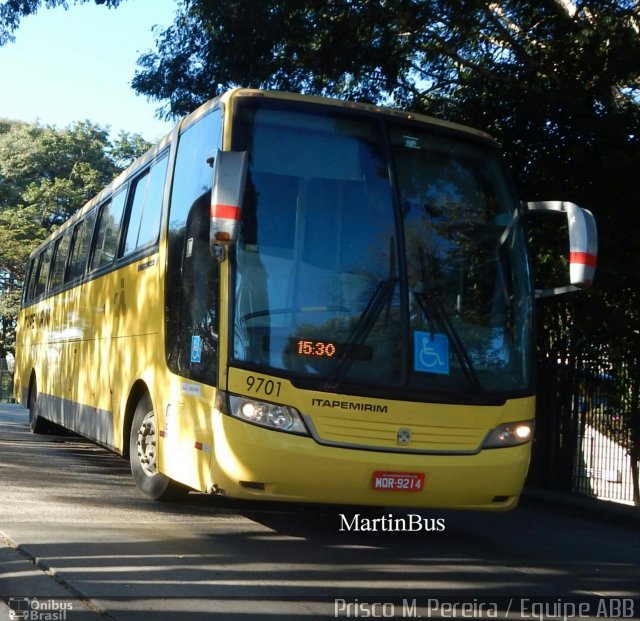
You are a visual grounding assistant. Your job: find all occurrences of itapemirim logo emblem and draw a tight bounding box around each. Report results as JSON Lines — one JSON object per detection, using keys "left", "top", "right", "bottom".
{"left": 397, "top": 427, "right": 411, "bottom": 445}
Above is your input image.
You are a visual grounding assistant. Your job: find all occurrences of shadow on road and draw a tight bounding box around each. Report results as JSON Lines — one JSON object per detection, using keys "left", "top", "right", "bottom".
{"left": 2, "top": 404, "right": 640, "bottom": 620}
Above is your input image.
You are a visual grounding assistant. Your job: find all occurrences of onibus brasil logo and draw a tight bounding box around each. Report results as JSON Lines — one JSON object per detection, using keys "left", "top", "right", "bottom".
{"left": 8, "top": 597, "right": 73, "bottom": 620}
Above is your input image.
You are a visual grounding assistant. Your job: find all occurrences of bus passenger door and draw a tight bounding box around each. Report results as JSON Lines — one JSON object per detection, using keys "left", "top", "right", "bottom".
{"left": 161, "top": 191, "right": 220, "bottom": 493}
{"left": 160, "top": 108, "right": 223, "bottom": 492}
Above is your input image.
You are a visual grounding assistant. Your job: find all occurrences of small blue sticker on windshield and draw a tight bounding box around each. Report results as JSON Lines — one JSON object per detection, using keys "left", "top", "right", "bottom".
{"left": 414, "top": 331, "right": 449, "bottom": 375}
{"left": 190, "top": 335, "right": 202, "bottom": 364}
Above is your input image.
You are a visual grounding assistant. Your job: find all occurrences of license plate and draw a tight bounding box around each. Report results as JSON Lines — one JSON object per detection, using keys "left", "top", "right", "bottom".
{"left": 371, "top": 471, "right": 425, "bottom": 492}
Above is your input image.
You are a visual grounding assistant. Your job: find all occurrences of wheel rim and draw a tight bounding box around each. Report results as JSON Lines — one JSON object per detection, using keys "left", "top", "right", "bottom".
{"left": 136, "top": 409, "right": 157, "bottom": 477}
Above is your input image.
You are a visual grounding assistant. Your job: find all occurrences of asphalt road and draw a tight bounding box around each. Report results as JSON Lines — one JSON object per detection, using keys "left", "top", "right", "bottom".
{"left": 1, "top": 402, "right": 639, "bottom": 620}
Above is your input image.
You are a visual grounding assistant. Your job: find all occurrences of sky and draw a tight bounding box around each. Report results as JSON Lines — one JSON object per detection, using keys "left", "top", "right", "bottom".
{"left": 0, "top": 0, "right": 179, "bottom": 142}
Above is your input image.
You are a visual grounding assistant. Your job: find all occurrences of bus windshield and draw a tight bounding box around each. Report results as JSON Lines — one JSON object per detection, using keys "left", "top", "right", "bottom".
{"left": 232, "top": 100, "right": 533, "bottom": 402}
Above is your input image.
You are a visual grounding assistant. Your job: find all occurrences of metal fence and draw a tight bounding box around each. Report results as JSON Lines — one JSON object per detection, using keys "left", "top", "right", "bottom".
{"left": 532, "top": 351, "right": 640, "bottom": 505}
{"left": 0, "top": 358, "right": 14, "bottom": 402}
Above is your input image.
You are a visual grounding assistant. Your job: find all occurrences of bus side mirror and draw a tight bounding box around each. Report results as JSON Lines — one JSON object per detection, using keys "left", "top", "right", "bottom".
{"left": 526, "top": 201, "right": 598, "bottom": 298}
{"left": 210, "top": 150, "right": 248, "bottom": 250}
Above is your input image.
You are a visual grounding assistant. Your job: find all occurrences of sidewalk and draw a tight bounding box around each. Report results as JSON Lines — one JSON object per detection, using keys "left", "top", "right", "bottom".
{"left": 522, "top": 484, "right": 640, "bottom": 529}
{"left": 0, "top": 541, "right": 106, "bottom": 620}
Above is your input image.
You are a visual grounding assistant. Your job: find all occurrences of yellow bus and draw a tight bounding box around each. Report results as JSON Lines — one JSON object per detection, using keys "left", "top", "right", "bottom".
{"left": 14, "top": 89, "right": 597, "bottom": 509}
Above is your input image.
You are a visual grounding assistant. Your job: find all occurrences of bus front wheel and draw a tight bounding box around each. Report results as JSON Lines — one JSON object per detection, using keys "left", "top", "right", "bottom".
{"left": 129, "top": 394, "right": 185, "bottom": 500}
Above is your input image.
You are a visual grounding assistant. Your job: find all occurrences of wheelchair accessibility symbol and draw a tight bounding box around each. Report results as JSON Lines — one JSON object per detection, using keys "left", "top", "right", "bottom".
{"left": 190, "top": 335, "right": 202, "bottom": 364}
{"left": 414, "top": 331, "right": 449, "bottom": 375}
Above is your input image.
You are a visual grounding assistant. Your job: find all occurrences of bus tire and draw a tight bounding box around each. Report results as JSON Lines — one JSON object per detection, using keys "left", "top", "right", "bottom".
{"left": 129, "top": 393, "right": 186, "bottom": 501}
{"left": 28, "top": 377, "right": 53, "bottom": 434}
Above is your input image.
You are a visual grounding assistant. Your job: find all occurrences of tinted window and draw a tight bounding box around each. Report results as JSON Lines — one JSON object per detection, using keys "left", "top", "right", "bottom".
{"left": 138, "top": 156, "right": 168, "bottom": 247}
{"left": 33, "top": 245, "right": 53, "bottom": 298}
{"left": 165, "top": 110, "right": 222, "bottom": 385}
{"left": 66, "top": 213, "right": 96, "bottom": 283}
{"left": 91, "top": 189, "right": 126, "bottom": 271}
{"left": 123, "top": 154, "right": 168, "bottom": 256}
{"left": 24, "top": 256, "right": 40, "bottom": 303}
{"left": 230, "top": 99, "right": 532, "bottom": 398}
{"left": 23, "top": 259, "right": 34, "bottom": 303}
{"left": 49, "top": 231, "right": 72, "bottom": 291}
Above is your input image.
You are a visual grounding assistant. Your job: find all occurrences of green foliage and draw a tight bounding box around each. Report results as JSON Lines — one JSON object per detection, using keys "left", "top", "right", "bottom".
{"left": 0, "top": 118, "right": 149, "bottom": 354}
{"left": 0, "top": 204, "right": 48, "bottom": 279}
{"left": 133, "top": 0, "right": 640, "bottom": 354}
{"left": 133, "top": 0, "right": 432, "bottom": 118}
{"left": 110, "top": 131, "right": 153, "bottom": 169}
{"left": 0, "top": 285, "right": 20, "bottom": 359}
{"left": 0, "top": 0, "right": 124, "bottom": 46}
{"left": 0, "top": 0, "right": 149, "bottom": 357}
{"left": 0, "top": 120, "right": 117, "bottom": 264}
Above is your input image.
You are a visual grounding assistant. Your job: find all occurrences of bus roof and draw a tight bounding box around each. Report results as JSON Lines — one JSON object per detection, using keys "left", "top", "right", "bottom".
{"left": 197, "top": 88, "right": 494, "bottom": 142}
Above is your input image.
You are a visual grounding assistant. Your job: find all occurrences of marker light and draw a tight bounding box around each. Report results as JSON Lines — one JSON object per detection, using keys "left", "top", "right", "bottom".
{"left": 482, "top": 421, "right": 534, "bottom": 449}
{"left": 214, "top": 231, "right": 231, "bottom": 243}
{"left": 229, "top": 395, "right": 308, "bottom": 435}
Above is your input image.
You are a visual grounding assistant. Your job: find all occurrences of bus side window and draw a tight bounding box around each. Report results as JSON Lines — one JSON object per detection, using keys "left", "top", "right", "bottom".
{"left": 66, "top": 212, "right": 96, "bottom": 283}
{"left": 122, "top": 154, "right": 168, "bottom": 257}
{"left": 90, "top": 189, "right": 127, "bottom": 271}
{"left": 33, "top": 245, "right": 53, "bottom": 299}
{"left": 24, "top": 254, "right": 41, "bottom": 303}
{"left": 49, "top": 231, "right": 73, "bottom": 292}
{"left": 22, "top": 258, "right": 36, "bottom": 304}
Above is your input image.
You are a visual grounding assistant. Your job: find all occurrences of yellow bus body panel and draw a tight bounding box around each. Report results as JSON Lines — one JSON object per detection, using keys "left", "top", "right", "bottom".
{"left": 210, "top": 410, "right": 531, "bottom": 510}
{"left": 200, "top": 367, "right": 535, "bottom": 510}
{"left": 14, "top": 253, "right": 164, "bottom": 454}
{"left": 155, "top": 376, "right": 219, "bottom": 493}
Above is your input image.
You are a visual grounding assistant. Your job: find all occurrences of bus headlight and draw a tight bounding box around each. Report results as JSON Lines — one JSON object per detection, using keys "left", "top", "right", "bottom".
{"left": 228, "top": 395, "right": 309, "bottom": 435}
{"left": 482, "top": 420, "right": 534, "bottom": 449}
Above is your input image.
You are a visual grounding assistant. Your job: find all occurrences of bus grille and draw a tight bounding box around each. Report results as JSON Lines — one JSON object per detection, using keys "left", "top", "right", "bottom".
{"left": 306, "top": 414, "right": 486, "bottom": 454}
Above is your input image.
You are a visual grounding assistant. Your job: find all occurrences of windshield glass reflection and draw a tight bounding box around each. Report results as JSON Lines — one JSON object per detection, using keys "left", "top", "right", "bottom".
{"left": 231, "top": 101, "right": 533, "bottom": 401}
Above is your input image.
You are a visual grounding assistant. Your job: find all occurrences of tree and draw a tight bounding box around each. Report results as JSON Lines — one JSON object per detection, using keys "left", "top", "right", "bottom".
{"left": 0, "top": 119, "right": 149, "bottom": 356}
{"left": 110, "top": 130, "right": 154, "bottom": 169}
{"left": 132, "top": 2, "right": 639, "bottom": 118}
{"left": 133, "top": 1, "right": 640, "bottom": 282}
{"left": 132, "top": 0, "right": 640, "bottom": 340}
{"left": 0, "top": 0, "right": 123, "bottom": 46}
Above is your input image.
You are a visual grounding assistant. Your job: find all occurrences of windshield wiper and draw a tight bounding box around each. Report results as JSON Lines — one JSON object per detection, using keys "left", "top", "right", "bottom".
{"left": 323, "top": 277, "right": 397, "bottom": 391}
{"left": 413, "top": 289, "right": 483, "bottom": 396}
